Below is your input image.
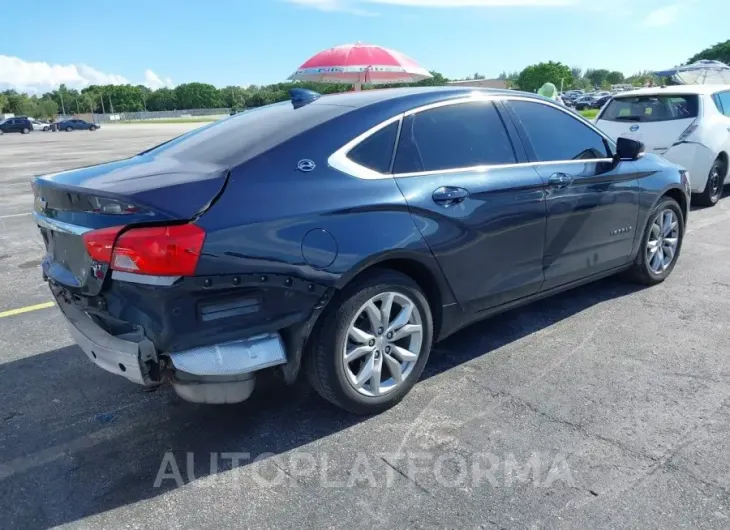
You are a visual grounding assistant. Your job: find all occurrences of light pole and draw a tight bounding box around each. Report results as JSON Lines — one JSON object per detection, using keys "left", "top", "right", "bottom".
{"left": 59, "top": 89, "right": 67, "bottom": 115}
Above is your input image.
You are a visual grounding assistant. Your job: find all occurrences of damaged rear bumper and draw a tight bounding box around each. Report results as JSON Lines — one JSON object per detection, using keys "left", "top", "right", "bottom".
{"left": 56, "top": 294, "right": 156, "bottom": 386}
{"left": 50, "top": 273, "right": 333, "bottom": 403}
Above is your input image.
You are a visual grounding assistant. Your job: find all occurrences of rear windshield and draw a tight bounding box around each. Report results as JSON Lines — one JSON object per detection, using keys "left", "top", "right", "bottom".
{"left": 140, "top": 101, "right": 350, "bottom": 166}
{"left": 600, "top": 95, "right": 699, "bottom": 122}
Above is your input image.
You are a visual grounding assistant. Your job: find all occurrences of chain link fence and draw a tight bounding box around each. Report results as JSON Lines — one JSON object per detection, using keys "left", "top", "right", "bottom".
{"left": 88, "top": 108, "right": 231, "bottom": 123}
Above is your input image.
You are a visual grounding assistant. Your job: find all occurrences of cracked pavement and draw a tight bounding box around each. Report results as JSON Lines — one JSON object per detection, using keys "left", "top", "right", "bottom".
{"left": 0, "top": 125, "right": 729, "bottom": 529}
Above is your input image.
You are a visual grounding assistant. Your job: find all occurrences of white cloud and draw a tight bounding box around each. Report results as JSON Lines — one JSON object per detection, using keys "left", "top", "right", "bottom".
{"left": 368, "top": 0, "right": 575, "bottom": 5}
{"left": 286, "top": 0, "right": 377, "bottom": 15}
{"left": 287, "top": 0, "right": 578, "bottom": 13}
{"left": 644, "top": 4, "right": 682, "bottom": 26}
{"left": 0, "top": 55, "right": 175, "bottom": 94}
{"left": 144, "top": 69, "right": 174, "bottom": 90}
{"left": 0, "top": 55, "right": 129, "bottom": 93}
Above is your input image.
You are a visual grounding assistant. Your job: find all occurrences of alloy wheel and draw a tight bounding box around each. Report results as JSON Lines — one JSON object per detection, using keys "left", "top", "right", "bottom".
{"left": 342, "top": 291, "right": 423, "bottom": 397}
{"left": 646, "top": 209, "right": 680, "bottom": 274}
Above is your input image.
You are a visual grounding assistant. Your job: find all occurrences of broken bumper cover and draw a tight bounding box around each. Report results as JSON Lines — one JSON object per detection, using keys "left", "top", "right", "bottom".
{"left": 55, "top": 290, "right": 291, "bottom": 397}
{"left": 55, "top": 295, "right": 156, "bottom": 386}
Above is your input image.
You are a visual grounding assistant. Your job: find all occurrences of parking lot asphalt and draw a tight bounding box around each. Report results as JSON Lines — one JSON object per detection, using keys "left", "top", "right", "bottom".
{"left": 1, "top": 126, "right": 729, "bottom": 529}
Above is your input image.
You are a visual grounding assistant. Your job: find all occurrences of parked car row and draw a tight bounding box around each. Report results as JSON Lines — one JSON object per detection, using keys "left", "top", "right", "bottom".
{"left": 0, "top": 116, "right": 100, "bottom": 134}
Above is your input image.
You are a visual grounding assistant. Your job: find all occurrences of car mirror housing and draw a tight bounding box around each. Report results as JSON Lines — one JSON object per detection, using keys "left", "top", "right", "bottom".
{"left": 615, "top": 136, "right": 645, "bottom": 162}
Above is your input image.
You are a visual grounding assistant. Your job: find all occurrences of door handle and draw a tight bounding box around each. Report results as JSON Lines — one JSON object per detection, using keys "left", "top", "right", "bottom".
{"left": 432, "top": 186, "right": 469, "bottom": 206}
{"left": 548, "top": 173, "right": 573, "bottom": 188}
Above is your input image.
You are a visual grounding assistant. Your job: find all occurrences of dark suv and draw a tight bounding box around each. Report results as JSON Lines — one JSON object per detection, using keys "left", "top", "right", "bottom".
{"left": 0, "top": 117, "right": 33, "bottom": 134}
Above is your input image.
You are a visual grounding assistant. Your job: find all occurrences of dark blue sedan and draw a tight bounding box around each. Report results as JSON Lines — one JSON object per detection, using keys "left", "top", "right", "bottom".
{"left": 57, "top": 118, "right": 99, "bottom": 131}
{"left": 32, "top": 87, "right": 690, "bottom": 414}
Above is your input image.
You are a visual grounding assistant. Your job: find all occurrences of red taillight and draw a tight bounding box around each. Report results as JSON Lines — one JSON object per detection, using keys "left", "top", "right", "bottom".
{"left": 111, "top": 224, "right": 206, "bottom": 276}
{"left": 82, "top": 224, "right": 205, "bottom": 276}
{"left": 82, "top": 226, "right": 124, "bottom": 262}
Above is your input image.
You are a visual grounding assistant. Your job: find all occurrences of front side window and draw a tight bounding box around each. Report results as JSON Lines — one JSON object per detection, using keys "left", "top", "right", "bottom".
{"left": 393, "top": 101, "right": 516, "bottom": 174}
{"left": 509, "top": 100, "right": 610, "bottom": 162}
{"left": 600, "top": 94, "right": 699, "bottom": 122}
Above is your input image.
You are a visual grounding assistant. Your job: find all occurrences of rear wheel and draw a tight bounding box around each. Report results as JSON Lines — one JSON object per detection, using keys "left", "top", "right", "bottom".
{"left": 306, "top": 269, "right": 433, "bottom": 414}
{"left": 21, "top": 127, "right": 30, "bottom": 134}
{"left": 694, "top": 158, "right": 725, "bottom": 207}
{"left": 629, "top": 197, "right": 684, "bottom": 285}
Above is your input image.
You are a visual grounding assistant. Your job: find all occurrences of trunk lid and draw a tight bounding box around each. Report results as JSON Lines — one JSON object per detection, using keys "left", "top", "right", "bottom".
{"left": 596, "top": 93, "right": 699, "bottom": 156}
{"left": 33, "top": 154, "right": 228, "bottom": 295}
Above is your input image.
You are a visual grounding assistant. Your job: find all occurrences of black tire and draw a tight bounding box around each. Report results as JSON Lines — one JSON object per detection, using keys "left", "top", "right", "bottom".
{"left": 629, "top": 197, "right": 684, "bottom": 286}
{"left": 693, "top": 158, "right": 726, "bottom": 207}
{"left": 21, "top": 127, "right": 30, "bottom": 134}
{"left": 305, "top": 268, "right": 433, "bottom": 415}
{"left": 66, "top": 126, "right": 73, "bottom": 132}
{"left": 42, "top": 126, "right": 49, "bottom": 131}
{"left": 89, "top": 125, "right": 96, "bottom": 131}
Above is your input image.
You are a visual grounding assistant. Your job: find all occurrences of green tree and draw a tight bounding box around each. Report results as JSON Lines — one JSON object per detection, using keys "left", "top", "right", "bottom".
{"left": 606, "top": 71, "right": 625, "bottom": 84}
{"left": 35, "top": 98, "right": 59, "bottom": 119}
{"left": 174, "top": 83, "right": 222, "bottom": 109}
{"left": 0, "top": 93, "right": 7, "bottom": 113}
{"left": 516, "top": 61, "right": 573, "bottom": 93}
{"left": 688, "top": 39, "right": 730, "bottom": 65}
{"left": 585, "top": 68, "right": 610, "bottom": 88}
{"left": 146, "top": 88, "right": 177, "bottom": 111}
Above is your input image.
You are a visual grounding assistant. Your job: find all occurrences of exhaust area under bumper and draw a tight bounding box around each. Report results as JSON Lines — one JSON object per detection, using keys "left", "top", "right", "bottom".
{"left": 167, "top": 333, "right": 287, "bottom": 404}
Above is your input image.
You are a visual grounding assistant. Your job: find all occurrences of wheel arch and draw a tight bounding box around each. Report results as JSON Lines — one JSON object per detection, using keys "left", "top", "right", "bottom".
{"left": 717, "top": 151, "right": 728, "bottom": 178}
{"left": 334, "top": 250, "right": 457, "bottom": 341}
{"left": 661, "top": 186, "right": 689, "bottom": 223}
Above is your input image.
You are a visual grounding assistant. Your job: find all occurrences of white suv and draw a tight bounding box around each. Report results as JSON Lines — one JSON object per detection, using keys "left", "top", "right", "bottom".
{"left": 596, "top": 85, "right": 730, "bottom": 206}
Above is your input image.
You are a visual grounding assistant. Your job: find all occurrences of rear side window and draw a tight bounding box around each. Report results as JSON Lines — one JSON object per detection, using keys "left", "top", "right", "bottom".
{"left": 142, "top": 101, "right": 350, "bottom": 166}
{"left": 714, "top": 91, "right": 730, "bottom": 117}
{"left": 347, "top": 121, "right": 399, "bottom": 173}
{"left": 393, "top": 101, "right": 516, "bottom": 174}
{"left": 600, "top": 95, "right": 699, "bottom": 122}
{"left": 509, "top": 100, "right": 610, "bottom": 162}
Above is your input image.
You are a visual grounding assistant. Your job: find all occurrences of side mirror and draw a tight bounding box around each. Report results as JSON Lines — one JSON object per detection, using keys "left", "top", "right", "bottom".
{"left": 615, "top": 136, "right": 645, "bottom": 161}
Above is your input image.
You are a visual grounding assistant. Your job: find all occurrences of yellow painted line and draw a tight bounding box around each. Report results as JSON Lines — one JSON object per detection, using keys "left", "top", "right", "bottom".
{"left": 0, "top": 301, "right": 55, "bottom": 319}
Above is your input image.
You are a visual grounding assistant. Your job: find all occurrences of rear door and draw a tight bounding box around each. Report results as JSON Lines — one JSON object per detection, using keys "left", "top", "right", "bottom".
{"left": 504, "top": 98, "right": 640, "bottom": 289}
{"left": 391, "top": 99, "right": 548, "bottom": 312}
{"left": 596, "top": 93, "right": 699, "bottom": 156}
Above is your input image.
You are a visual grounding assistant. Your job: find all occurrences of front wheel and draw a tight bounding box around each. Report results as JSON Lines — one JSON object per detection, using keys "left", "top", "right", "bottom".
{"left": 66, "top": 126, "right": 73, "bottom": 132}
{"left": 629, "top": 197, "right": 684, "bottom": 285}
{"left": 306, "top": 269, "right": 433, "bottom": 414}
{"left": 89, "top": 125, "right": 96, "bottom": 131}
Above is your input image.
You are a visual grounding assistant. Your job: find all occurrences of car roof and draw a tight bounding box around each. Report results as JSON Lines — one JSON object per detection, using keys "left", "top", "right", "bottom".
{"left": 309, "top": 86, "right": 539, "bottom": 110}
{"left": 614, "top": 84, "right": 729, "bottom": 98}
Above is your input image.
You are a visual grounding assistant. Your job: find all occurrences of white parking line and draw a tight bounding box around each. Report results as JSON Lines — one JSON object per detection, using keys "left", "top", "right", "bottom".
{"left": 0, "top": 212, "right": 30, "bottom": 219}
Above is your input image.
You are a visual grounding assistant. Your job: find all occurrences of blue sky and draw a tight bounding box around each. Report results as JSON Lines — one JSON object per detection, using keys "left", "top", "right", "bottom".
{"left": 1, "top": 0, "right": 728, "bottom": 93}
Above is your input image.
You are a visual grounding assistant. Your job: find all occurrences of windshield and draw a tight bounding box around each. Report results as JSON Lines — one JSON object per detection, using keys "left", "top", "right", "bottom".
{"left": 141, "top": 101, "right": 351, "bottom": 166}
{"left": 600, "top": 94, "right": 699, "bottom": 122}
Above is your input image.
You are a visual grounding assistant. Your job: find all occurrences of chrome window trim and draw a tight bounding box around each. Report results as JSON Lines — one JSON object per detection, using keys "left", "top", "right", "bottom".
{"left": 328, "top": 113, "right": 404, "bottom": 180}
{"left": 32, "top": 211, "right": 92, "bottom": 235}
{"left": 327, "top": 92, "right": 617, "bottom": 181}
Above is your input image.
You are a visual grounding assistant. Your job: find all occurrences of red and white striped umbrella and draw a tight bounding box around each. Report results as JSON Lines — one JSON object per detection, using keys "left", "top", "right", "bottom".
{"left": 289, "top": 43, "right": 432, "bottom": 89}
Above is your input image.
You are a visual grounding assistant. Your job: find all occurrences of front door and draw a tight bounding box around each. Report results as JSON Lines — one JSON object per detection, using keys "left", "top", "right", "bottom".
{"left": 504, "top": 99, "right": 640, "bottom": 289}
{"left": 392, "top": 100, "right": 548, "bottom": 312}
